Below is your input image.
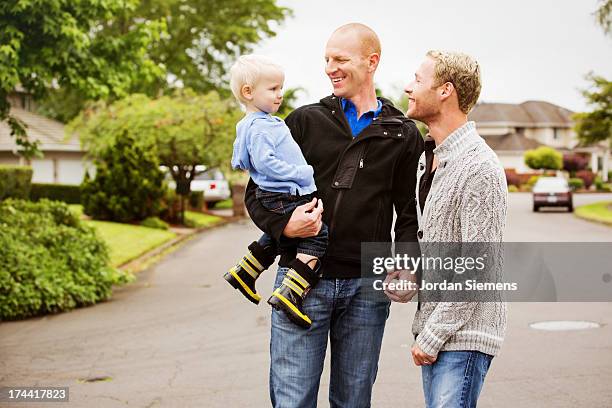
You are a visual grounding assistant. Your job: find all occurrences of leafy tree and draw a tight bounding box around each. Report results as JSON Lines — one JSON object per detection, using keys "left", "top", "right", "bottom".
{"left": 70, "top": 90, "right": 240, "bottom": 222}
{"left": 81, "top": 132, "right": 166, "bottom": 222}
{"left": 0, "top": 0, "right": 165, "bottom": 158}
{"left": 594, "top": 0, "right": 612, "bottom": 36}
{"left": 572, "top": 3, "right": 612, "bottom": 181}
{"left": 35, "top": 0, "right": 291, "bottom": 124}
{"left": 573, "top": 74, "right": 612, "bottom": 148}
{"left": 524, "top": 146, "right": 563, "bottom": 171}
{"left": 133, "top": 0, "right": 291, "bottom": 94}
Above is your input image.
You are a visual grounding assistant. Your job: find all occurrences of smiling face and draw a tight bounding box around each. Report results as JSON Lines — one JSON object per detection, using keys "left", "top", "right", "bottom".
{"left": 404, "top": 57, "right": 442, "bottom": 123}
{"left": 242, "top": 68, "right": 284, "bottom": 114}
{"left": 324, "top": 29, "right": 375, "bottom": 99}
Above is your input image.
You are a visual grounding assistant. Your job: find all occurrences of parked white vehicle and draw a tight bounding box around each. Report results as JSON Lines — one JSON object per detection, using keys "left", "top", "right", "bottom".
{"left": 164, "top": 167, "right": 231, "bottom": 207}
{"left": 189, "top": 168, "right": 231, "bottom": 206}
{"left": 532, "top": 177, "right": 573, "bottom": 212}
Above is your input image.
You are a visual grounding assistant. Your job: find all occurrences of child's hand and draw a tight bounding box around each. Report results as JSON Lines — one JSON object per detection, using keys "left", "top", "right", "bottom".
{"left": 283, "top": 198, "right": 323, "bottom": 238}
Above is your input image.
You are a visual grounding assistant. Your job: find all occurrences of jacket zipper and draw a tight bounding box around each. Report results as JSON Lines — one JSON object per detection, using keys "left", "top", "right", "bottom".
{"left": 359, "top": 142, "right": 372, "bottom": 169}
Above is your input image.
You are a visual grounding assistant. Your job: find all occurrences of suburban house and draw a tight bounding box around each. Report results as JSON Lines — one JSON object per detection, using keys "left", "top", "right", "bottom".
{"left": 469, "top": 100, "right": 610, "bottom": 178}
{"left": 0, "top": 89, "right": 90, "bottom": 185}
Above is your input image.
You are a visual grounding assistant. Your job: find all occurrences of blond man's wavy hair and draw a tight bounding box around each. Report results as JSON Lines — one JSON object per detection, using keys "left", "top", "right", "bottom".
{"left": 426, "top": 50, "right": 481, "bottom": 114}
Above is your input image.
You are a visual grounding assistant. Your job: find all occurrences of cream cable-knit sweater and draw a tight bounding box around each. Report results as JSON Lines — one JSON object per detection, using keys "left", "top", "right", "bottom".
{"left": 412, "top": 121, "right": 508, "bottom": 357}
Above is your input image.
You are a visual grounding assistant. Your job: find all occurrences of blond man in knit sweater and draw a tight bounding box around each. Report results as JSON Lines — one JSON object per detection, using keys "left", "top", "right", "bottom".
{"left": 386, "top": 51, "right": 507, "bottom": 408}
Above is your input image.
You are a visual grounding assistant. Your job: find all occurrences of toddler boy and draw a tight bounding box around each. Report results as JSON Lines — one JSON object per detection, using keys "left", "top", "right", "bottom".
{"left": 224, "top": 55, "right": 328, "bottom": 329}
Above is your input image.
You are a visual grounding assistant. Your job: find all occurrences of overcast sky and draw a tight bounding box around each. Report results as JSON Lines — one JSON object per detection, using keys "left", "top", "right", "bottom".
{"left": 252, "top": 0, "right": 611, "bottom": 112}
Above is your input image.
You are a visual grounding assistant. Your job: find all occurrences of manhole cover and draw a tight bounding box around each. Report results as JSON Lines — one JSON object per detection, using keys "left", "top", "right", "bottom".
{"left": 529, "top": 320, "right": 601, "bottom": 331}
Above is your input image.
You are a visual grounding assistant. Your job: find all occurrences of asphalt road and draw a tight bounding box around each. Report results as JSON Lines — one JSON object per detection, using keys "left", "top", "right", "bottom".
{"left": 1, "top": 193, "right": 611, "bottom": 407}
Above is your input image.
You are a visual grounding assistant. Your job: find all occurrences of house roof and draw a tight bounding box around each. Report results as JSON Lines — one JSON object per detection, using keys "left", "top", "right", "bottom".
{"left": 483, "top": 132, "right": 544, "bottom": 152}
{"left": 469, "top": 100, "right": 574, "bottom": 127}
{"left": 0, "top": 107, "right": 82, "bottom": 153}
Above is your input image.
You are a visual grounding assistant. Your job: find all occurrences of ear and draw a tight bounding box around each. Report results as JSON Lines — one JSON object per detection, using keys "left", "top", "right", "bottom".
{"left": 241, "top": 84, "right": 253, "bottom": 101}
{"left": 439, "top": 82, "right": 455, "bottom": 102}
{"left": 367, "top": 53, "right": 380, "bottom": 73}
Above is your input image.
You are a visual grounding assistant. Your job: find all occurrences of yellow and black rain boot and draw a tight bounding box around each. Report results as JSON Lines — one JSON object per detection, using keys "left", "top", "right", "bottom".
{"left": 224, "top": 241, "right": 277, "bottom": 305}
{"left": 268, "top": 258, "right": 321, "bottom": 329}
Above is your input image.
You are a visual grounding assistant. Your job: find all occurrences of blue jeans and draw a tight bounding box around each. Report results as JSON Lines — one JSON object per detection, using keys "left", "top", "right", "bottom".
{"left": 269, "top": 267, "right": 390, "bottom": 408}
{"left": 421, "top": 351, "right": 493, "bottom": 408}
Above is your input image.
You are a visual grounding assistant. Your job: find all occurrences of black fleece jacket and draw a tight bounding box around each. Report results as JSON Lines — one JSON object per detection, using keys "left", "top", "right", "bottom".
{"left": 245, "top": 95, "right": 424, "bottom": 279}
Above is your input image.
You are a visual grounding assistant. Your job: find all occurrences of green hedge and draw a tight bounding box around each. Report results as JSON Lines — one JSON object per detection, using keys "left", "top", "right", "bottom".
{"left": 30, "top": 183, "right": 81, "bottom": 204}
{"left": 140, "top": 216, "right": 169, "bottom": 230}
{"left": 0, "top": 199, "right": 132, "bottom": 320}
{"left": 0, "top": 165, "right": 32, "bottom": 200}
{"left": 568, "top": 178, "right": 585, "bottom": 190}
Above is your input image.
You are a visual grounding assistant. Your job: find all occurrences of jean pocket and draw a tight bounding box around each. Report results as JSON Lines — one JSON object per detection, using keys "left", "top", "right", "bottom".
{"left": 260, "top": 198, "right": 285, "bottom": 214}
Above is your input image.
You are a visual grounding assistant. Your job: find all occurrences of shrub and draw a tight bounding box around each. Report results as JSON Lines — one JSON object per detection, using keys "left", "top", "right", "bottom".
{"left": 575, "top": 170, "right": 595, "bottom": 189}
{"left": 189, "top": 190, "right": 204, "bottom": 211}
{"left": 30, "top": 183, "right": 81, "bottom": 204}
{"left": 214, "top": 198, "right": 233, "bottom": 209}
{"left": 508, "top": 185, "right": 519, "bottom": 192}
{"left": 568, "top": 178, "right": 585, "bottom": 190}
{"left": 184, "top": 211, "right": 221, "bottom": 229}
{"left": 594, "top": 175, "right": 604, "bottom": 190}
{"left": 524, "top": 147, "right": 563, "bottom": 170}
{"left": 527, "top": 175, "right": 540, "bottom": 187}
{"left": 504, "top": 169, "right": 521, "bottom": 187}
{"left": 562, "top": 154, "right": 588, "bottom": 174}
{"left": 0, "top": 165, "right": 32, "bottom": 200}
{"left": 601, "top": 184, "right": 612, "bottom": 192}
{"left": 519, "top": 184, "right": 532, "bottom": 192}
{"left": 81, "top": 132, "right": 166, "bottom": 222}
{"left": 0, "top": 199, "right": 131, "bottom": 320}
{"left": 140, "top": 216, "right": 169, "bottom": 230}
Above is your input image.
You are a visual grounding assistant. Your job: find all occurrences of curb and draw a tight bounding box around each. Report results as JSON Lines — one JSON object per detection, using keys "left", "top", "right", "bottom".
{"left": 574, "top": 212, "right": 612, "bottom": 227}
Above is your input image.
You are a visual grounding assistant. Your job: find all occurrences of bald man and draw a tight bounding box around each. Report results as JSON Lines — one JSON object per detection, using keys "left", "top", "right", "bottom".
{"left": 244, "top": 23, "right": 424, "bottom": 407}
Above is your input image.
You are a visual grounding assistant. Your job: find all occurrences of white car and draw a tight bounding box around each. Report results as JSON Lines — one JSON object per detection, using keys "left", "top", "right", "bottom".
{"left": 164, "top": 167, "right": 231, "bottom": 207}
{"left": 190, "top": 168, "right": 231, "bottom": 206}
{"left": 532, "top": 177, "right": 573, "bottom": 212}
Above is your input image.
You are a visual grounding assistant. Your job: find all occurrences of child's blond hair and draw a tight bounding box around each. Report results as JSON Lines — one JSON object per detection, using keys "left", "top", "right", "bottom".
{"left": 229, "top": 55, "right": 284, "bottom": 104}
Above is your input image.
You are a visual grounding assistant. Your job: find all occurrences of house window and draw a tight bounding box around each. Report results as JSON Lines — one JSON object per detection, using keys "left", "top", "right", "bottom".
{"left": 553, "top": 128, "right": 559, "bottom": 140}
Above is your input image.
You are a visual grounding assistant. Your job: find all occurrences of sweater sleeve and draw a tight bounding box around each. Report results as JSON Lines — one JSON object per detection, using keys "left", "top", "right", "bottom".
{"left": 415, "top": 169, "right": 507, "bottom": 357}
{"left": 459, "top": 167, "right": 507, "bottom": 243}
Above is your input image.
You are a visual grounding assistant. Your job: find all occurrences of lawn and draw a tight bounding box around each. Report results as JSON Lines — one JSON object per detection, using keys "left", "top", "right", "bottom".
{"left": 67, "top": 206, "right": 219, "bottom": 266}
{"left": 212, "top": 198, "right": 233, "bottom": 209}
{"left": 86, "top": 220, "right": 176, "bottom": 267}
{"left": 574, "top": 201, "right": 612, "bottom": 226}
{"left": 184, "top": 211, "right": 224, "bottom": 228}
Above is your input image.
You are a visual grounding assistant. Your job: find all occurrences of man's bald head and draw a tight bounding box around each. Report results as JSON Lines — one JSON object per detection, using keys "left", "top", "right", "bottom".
{"left": 332, "top": 23, "right": 381, "bottom": 57}
{"left": 325, "top": 23, "right": 380, "bottom": 99}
